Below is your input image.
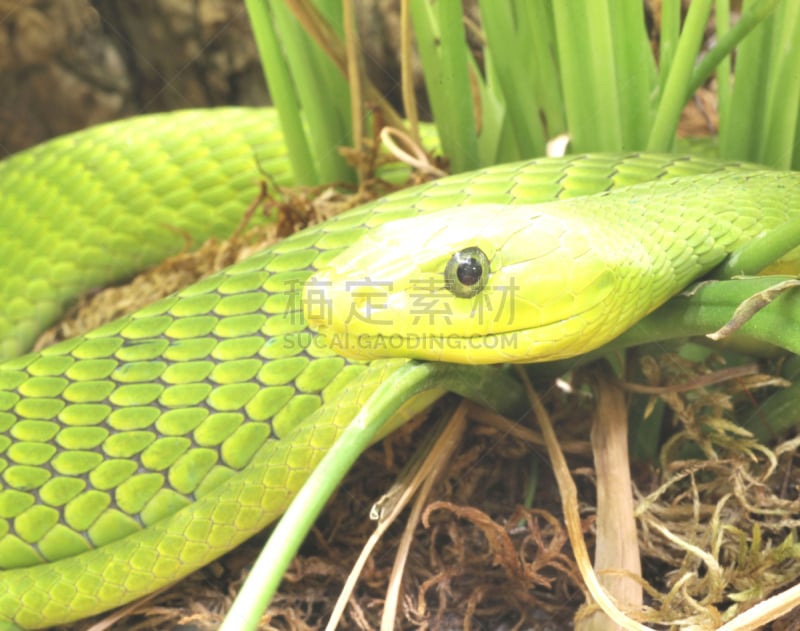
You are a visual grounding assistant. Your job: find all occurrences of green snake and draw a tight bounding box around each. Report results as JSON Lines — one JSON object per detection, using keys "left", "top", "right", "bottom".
{"left": 0, "top": 107, "right": 798, "bottom": 629}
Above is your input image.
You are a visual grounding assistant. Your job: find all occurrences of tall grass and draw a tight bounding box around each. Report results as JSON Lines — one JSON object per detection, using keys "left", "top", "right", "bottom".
{"left": 246, "top": 0, "right": 796, "bottom": 181}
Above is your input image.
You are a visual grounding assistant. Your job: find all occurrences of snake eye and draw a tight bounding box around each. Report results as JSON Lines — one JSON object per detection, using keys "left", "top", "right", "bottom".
{"left": 444, "top": 246, "right": 490, "bottom": 298}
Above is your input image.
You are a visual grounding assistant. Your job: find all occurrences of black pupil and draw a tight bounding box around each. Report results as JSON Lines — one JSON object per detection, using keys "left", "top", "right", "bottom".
{"left": 457, "top": 255, "right": 482, "bottom": 286}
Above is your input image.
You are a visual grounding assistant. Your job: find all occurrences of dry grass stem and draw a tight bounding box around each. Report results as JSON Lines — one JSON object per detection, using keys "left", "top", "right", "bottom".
{"left": 514, "top": 367, "right": 655, "bottom": 631}
{"left": 578, "top": 369, "right": 643, "bottom": 631}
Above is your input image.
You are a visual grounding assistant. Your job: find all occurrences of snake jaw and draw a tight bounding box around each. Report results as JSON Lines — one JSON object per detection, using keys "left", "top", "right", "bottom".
{"left": 303, "top": 280, "right": 611, "bottom": 364}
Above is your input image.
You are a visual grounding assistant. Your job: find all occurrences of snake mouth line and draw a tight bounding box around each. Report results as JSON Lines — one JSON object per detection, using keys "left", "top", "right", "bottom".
{"left": 311, "top": 301, "right": 604, "bottom": 363}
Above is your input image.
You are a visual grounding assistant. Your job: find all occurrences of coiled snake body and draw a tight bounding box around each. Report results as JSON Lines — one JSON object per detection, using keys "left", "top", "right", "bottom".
{"left": 0, "top": 108, "right": 798, "bottom": 628}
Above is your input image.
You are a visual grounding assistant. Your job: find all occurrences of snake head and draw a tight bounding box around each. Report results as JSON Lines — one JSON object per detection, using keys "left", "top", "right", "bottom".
{"left": 302, "top": 203, "right": 646, "bottom": 364}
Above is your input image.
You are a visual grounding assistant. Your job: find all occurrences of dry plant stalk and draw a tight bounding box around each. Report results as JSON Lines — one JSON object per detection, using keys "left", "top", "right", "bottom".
{"left": 577, "top": 369, "right": 643, "bottom": 631}
{"left": 515, "top": 366, "right": 655, "bottom": 631}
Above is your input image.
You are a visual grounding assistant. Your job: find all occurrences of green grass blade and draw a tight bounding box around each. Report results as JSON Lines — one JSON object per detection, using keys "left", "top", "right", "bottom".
{"left": 714, "top": 0, "right": 733, "bottom": 134}
{"left": 794, "top": 103, "right": 800, "bottom": 170}
{"left": 312, "top": 1, "right": 354, "bottom": 154}
{"left": 519, "top": 0, "right": 565, "bottom": 136}
{"left": 409, "top": 0, "right": 479, "bottom": 173}
{"left": 756, "top": 0, "right": 800, "bottom": 167}
{"left": 479, "top": 0, "right": 546, "bottom": 159}
{"left": 245, "top": 0, "right": 317, "bottom": 184}
{"left": 657, "top": 0, "right": 681, "bottom": 94}
{"left": 647, "top": 0, "right": 714, "bottom": 151}
{"left": 218, "top": 363, "right": 440, "bottom": 631}
{"left": 220, "top": 361, "right": 526, "bottom": 631}
{"left": 552, "top": 1, "right": 623, "bottom": 151}
{"left": 689, "top": 0, "right": 782, "bottom": 98}
{"left": 435, "top": 0, "right": 479, "bottom": 171}
{"left": 473, "top": 49, "right": 513, "bottom": 163}
{"left": 608, "top": 0, "right": 657, "bottom": 149}
{"left": 407, "top": 0, "right": 441, "bottom": 125}
{"left": 720, "top": 1, "right": 773, "bottom": 160}
{"left": 272, "top": 2, "right": 353, "bottom": 183}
